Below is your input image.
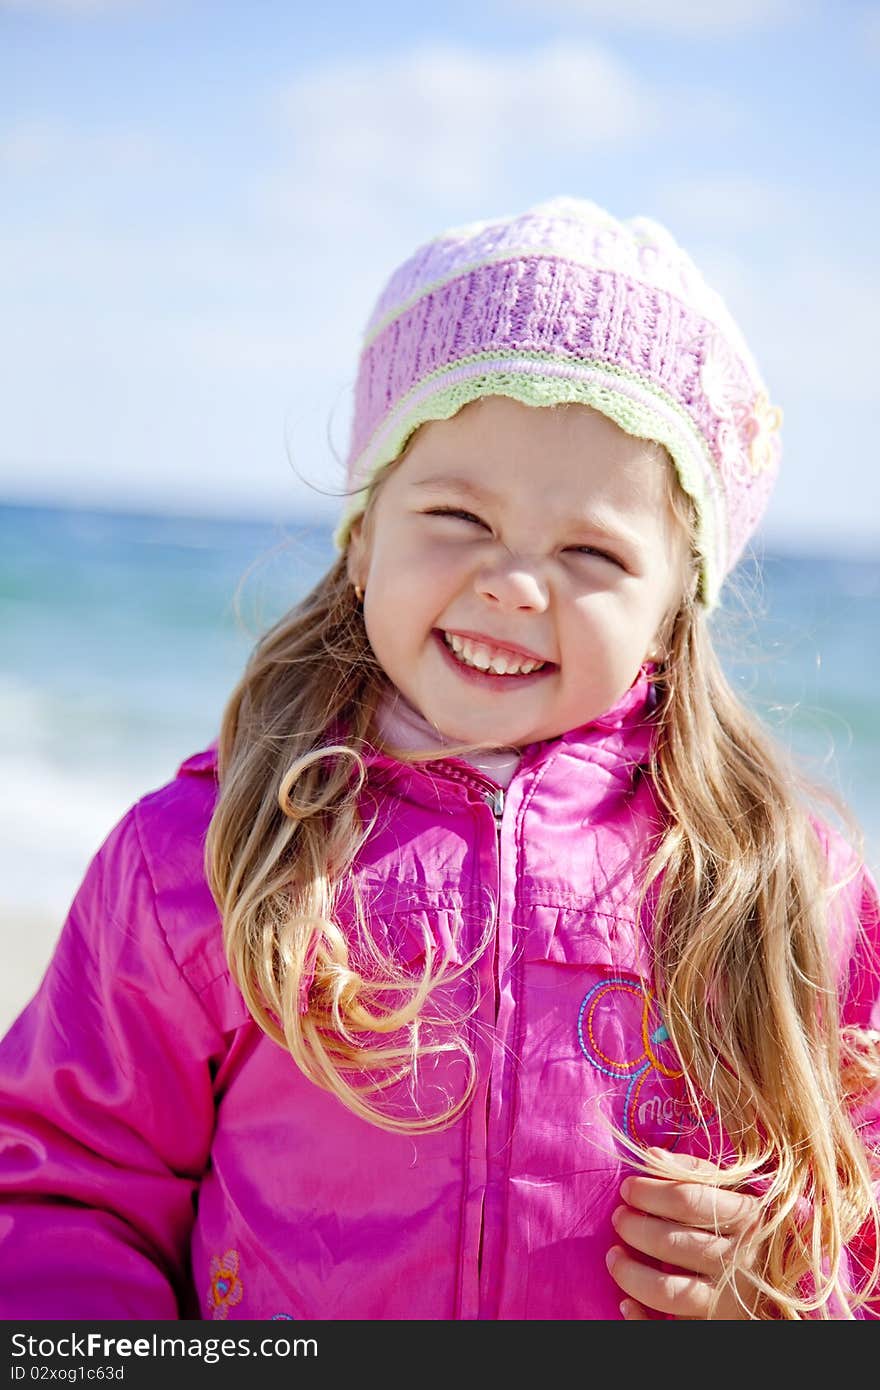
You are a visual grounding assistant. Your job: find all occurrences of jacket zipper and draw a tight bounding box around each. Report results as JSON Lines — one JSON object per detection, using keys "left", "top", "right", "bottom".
{"left": 478, "top": 784, "right": 504, "bottom": 1301}
{"left": 425, "top": 762, "right": 506, "bottom": 1313}
{"left": 488, "top": 785, "right": 505, "bottom": 837}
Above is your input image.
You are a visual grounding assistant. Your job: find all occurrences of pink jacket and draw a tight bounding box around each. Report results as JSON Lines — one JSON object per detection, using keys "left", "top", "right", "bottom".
{"left": 1, "top": 672, "right": 878, "bottom": 1320}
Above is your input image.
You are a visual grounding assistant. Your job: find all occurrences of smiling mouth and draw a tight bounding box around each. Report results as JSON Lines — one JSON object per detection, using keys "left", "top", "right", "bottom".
{"left": 441, "top": 630, "right": 549, "bottom": 675}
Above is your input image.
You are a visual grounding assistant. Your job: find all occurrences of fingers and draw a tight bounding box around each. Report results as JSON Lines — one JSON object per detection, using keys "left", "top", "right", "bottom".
{"left": 607, "top": 1156, "right": 763, "bottom": 1319}
{"left": 620, "top": 1172, "right": 760, "bottom": 1237}
{"left": 607, "top": 1243, "right": 752, "bottom": 1319}
{"left": 619, "top": 1297, "right": 653, "bottom": 1320}
{"left": 606, "top": 1156, "right": 767, "bottom": 1317}
{"left": 611, "top": 1204, "right": 737, "bottom": 1278}
{"left": 607, "top": 1244, "right": 716, "bottom": 1318}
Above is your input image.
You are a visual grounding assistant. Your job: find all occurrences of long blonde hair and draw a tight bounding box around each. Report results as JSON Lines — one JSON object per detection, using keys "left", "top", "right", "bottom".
{"left": 206, "top": 454, "right": 880, "bottom": 1317}
{"left": 641, "top": 586, "right": 880, "bottom": 1317}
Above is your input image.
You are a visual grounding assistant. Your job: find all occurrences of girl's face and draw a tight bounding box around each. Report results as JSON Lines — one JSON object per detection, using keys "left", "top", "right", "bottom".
{"left": 347, "top": 396, "right": 689, "bottom": 748}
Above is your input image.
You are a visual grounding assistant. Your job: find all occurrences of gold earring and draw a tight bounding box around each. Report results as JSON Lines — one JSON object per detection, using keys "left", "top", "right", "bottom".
{"left": 354, "top": 584, "right": 364, "bottom": 602}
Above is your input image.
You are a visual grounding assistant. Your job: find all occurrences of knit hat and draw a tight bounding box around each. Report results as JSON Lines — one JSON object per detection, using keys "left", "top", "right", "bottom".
{"left": 334, "top": 196, "right": 782, "bottom": 608}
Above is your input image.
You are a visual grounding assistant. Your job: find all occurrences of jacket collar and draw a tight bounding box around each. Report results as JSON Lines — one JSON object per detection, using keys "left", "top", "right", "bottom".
{"left": 184, "top": 665, "right": 661, "bottom": 801}
{"left": 360, "top": 663, "right": 661, "bottom": 801}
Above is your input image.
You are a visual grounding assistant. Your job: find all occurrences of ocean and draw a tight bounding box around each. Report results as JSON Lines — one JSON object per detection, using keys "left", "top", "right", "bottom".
{"left": 1, "top": 500, "right": 878, "bottom": 1030}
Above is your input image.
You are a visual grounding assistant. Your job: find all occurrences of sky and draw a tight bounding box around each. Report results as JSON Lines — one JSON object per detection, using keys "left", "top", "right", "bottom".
{"left": 2, "top": 0, "right": 879, "bottom": 551}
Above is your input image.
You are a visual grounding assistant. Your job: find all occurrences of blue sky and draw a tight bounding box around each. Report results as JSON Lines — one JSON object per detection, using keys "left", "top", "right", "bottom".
{"left": 2, "top": 0, "right": 879, "bottom": 549}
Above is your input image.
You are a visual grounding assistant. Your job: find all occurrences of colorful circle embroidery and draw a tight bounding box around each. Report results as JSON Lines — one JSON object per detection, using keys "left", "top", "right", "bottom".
{"left": 207, "top": 1249, "right": 244, "bottom": 1320}
{"left": 577, "top": 974, "right": 708, "bottom": 1148}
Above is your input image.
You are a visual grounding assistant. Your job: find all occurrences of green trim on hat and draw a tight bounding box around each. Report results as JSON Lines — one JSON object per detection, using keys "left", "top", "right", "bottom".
{"left": 335, "top": 358, "right": 722, "bottom": 608}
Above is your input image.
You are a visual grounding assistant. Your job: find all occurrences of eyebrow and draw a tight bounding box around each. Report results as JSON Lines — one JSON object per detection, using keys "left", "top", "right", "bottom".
{"left": 412, "top": 474, "right": 502, "bottom": 501}
{"left": 410, "top": 473, "right": 645, "bottom": 549}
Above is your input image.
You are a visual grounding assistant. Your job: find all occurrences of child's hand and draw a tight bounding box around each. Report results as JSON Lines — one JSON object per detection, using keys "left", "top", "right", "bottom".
{"left": 606, "top": 1152, "right": 762, "bottom": 1319}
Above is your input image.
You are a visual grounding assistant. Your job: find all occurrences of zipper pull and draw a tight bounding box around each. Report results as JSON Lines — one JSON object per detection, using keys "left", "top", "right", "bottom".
{"left": 488, "top": 786, "right": 505, "bottom": 835}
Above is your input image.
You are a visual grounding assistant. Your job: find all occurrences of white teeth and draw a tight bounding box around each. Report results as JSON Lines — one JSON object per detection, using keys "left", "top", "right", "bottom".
{"left": 442, "top": 631, "right": 545, "bottom": 675}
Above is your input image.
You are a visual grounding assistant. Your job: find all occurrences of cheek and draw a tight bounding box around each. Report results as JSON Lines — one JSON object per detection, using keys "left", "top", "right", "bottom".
{"left": 364, "top": 586, "right": 427, "bottom": 654}
{"left": 374, "top": 531, "right": 456, "bottom": 576}
{"left": 565, "top": 592, "right": 657, "bottom": 662}
{"left": 398, "top": 541, "right": 474, "bottom": 597}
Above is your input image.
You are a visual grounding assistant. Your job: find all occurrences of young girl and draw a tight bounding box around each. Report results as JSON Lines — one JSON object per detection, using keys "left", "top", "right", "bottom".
{"left": 1, "top": 197, "right": 878, "bottom": 1321}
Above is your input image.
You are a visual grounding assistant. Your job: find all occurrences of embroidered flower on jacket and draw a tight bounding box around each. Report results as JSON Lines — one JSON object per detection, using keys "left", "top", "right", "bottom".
{"left": 577, "top": 974, "right": 709, "bottom": 1148}
{"left": 207, "top": 1249, "right": 244, "bottom": 1320}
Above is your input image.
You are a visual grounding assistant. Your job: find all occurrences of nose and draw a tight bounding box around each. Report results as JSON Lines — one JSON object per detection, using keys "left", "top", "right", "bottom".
{"left": 475, "top": 557, "right": 550, "bottom": 611}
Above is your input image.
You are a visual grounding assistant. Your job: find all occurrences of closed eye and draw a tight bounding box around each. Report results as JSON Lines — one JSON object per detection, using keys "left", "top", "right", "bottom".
{"left": 568, "top": 545, "right": 623, "bottom": 567}
{"left": 423, "top": 506, "right": 489, "bottom": 528}
{"left": 424, "top": 509, "right": 625, "bottom": 568}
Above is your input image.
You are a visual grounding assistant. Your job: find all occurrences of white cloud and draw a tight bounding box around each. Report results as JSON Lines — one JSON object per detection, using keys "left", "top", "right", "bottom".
{"left": 503, "top": 0, "right": 813, "bottom": 34}
{"left": 267, "top": 40, "right": 652, "bottom": 235}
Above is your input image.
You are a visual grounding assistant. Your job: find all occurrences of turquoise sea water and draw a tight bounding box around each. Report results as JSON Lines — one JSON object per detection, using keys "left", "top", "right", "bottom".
{"left": 2, "top": 500, "right": 879, "bottom": 931}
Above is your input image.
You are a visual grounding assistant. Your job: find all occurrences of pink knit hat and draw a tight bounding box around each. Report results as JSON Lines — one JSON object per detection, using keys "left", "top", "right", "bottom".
{"left": 335, "top": 196, "right": 782, "bottom": 608}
